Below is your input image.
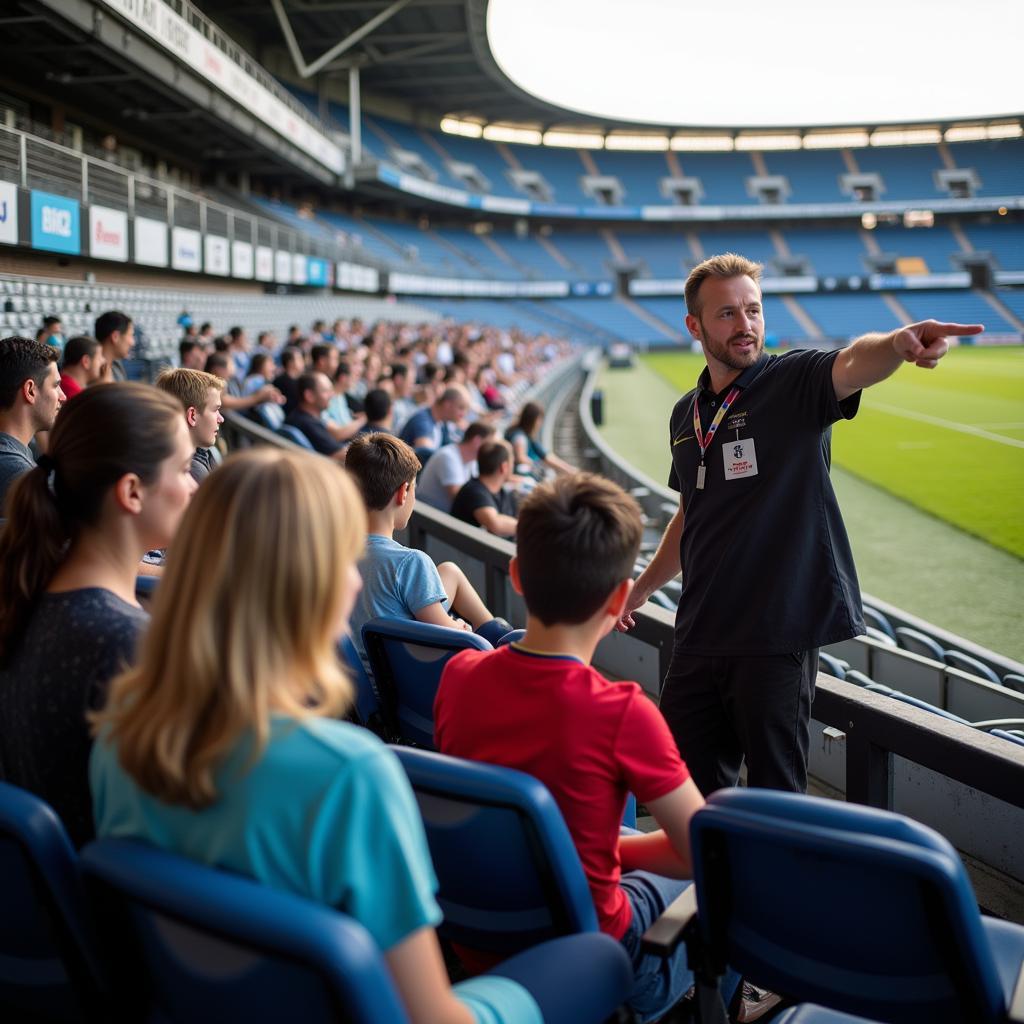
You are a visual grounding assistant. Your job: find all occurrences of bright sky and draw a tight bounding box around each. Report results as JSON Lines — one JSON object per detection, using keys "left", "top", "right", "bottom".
{"left": 487, "top": 0, "right": 1024, "bottom": 128}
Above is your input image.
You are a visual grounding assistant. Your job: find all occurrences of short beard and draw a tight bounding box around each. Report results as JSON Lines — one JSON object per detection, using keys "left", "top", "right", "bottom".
{"left": 699, "top": 319, "right": 763, "bottom": 372}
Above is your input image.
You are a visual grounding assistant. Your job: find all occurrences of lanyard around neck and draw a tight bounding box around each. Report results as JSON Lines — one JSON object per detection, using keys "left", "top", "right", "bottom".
{"left": 693, "top": 386, "right": 741, "bottom": 464}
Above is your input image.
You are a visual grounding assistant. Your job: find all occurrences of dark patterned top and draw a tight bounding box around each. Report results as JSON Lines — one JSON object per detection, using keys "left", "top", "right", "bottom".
{"left": 0, "top": 588, "right": 147, "bottom": 847}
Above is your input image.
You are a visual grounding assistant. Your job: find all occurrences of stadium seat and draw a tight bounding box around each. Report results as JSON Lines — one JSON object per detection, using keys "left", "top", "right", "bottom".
{"left": 775, "top": 1008, "right": 875, "bottom": 1024}
{"left": 1002, "top": 674, "right": 1024, "bottom": 694}
{"left": 81, "top": 838, "right": 632, "bottom": 1024}
{"left": 361, "top": 618, "right": 491, "bottom": 748}
{"left": 886, "top": 691, "right": 971, "bottom": 725}
{"left": 842, "top": 669, "right": 876, "bottom": 688}
{"left": 894, "top": 626, "right": 946, "bottom": 661}
{"left": 817, "top": 652, "right": 848, "bottom": 679}
{"left": 990, "top": 730, "right": 1024, "bottom": 748}
{"left": 944, "top": 649, "right": 1003, "bottom": 686}
{"left": 251, "top": 403, "right": 285, "bottom": 431}
{"left": 275, "top": 424, "right": 315, "bottom": 450}
{"left": 861, "top": 605, "right": 897, "bottom": 641}
{"left": 392, "top": 747, "right": 599, "bottom": 959}
{"left": 135, "top": 574, "right": 159, "bottom": 600}
{"left": 679, "top": 788, "right": 1024, "bottom": 1024}
{"left": 865, "top": 625, "right": 897, "bottom": 646}
{"left": 494, "top": 628, "right": 526, "bottom": 647}
{"left": 339, "top": 634, "right": 386, "bottom": 738}
{"left": 0, "top": 782, "right": 107, "bottom": 1021}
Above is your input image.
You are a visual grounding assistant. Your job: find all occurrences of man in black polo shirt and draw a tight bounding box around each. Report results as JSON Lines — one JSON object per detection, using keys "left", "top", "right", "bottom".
{"left": 284, "top": 372, "right": 346, "bottom": 460}
{"left": 617, "top": 252, "right": 982, "bottom": 795}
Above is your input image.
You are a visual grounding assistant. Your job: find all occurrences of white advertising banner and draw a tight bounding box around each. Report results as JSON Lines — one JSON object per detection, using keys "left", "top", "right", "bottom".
{"left": 88, "top": 205, "right": 128, "bottom": 262}
{"left": 97, "top": 0, "right": 343, "bottom": 175}
{"left": 204, "top": 234, "right": 230, "bottom": 276}
{"left": 336, "top": 261, "right": 380, "bottom": 293}
{"left": 0, "top": 182, "right": 18, "bottom": 246}
{"left": 231, "top": 240, "right": 254, "bottom": 279}
{"left": 291, "top": 253, "right": 308, "bottom": 286}
{"left": 171, "top": 227, "right": 202, "bottom": 272}
{"left": 255, "top": 245, "right": 274, "bottom": 282}
{"left": 274, "top": 250, "right": 292, "bottom": 284}
{"left": 134, "top": 216, "right": 168, "bottom": 267}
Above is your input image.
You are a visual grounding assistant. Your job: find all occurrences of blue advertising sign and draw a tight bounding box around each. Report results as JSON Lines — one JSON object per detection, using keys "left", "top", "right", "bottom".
{"left": 31, "top": 191, "right": 80, "bottom": 255}
{"left": 307, "top": 257, "right": 329, "bottom": 287}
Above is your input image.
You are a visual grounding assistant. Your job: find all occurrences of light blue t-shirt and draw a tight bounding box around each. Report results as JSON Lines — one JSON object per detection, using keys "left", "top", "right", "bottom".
{"left": 350, "top": 534, "right": 448, "bottom": 662}
{"left": 90, "top": 718, "right": 540, "bottom": 1024}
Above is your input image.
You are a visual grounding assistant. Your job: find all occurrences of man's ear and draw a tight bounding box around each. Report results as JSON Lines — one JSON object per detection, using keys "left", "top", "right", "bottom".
{"left": 606, "top": 577, "right": 633, "bottom": 619}
{"left": 684, "top": 313, "right": 702, "bottom": 342}
{"left": 112, "top": 472, "right": 144, "bottom": 516}
{"left": 508, "top": 555, "right": 524, "bottom": 596}
{"left": 21, "top": 377, "right": 37, "bottom": 405}
{"left": 186, "top": 406, "right": 198, "bottom": 428}
{"left": 394, "top": 480, "right": 410, "bottom": 507}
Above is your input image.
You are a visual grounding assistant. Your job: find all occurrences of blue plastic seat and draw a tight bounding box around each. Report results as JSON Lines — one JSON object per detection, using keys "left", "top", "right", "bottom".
{"left": 687, "top": 788, "right": 1024, "bottom": 1024}
{"left": 944, "top": 649, "right": 1003, "bottom": 686}
{"left": 135, "top": 574, "right": 159, "bottom": 600}
{"left": 252, "top": 402, "right": 285, "bottom": 431}
{"left": 887, "top": 691, "right": 971, "bottom": 726}
{"left": 392, "top": 746, "right": 599, "bottom": 960}
{"left": 0, "top": 782, "right": 107, "bottom": 1021}
{"left": 1001, "top": 673, "right": 1024, "bottom": 694}
{"left": 864, "top": 625, "right": 897, "bottom": 646}
{"left": 338, "top": 634, "right": 386, "bottom": 738}
{"left": 842, "top": 669, "right": 876, "bottom": 689}
{"left": 894, "top": 626, "right": 945, "bottom": 661}
{"left": 776, "top": 1007, "right": 875, "bottom": 1024}
{"left": 361, "top": 618, "right": 491, "bottom": 748}
{"left": 817, "top": 652, "right": 848, "bottom": 680}
{"left": 81, "top": 838, "right": 632, "bottom": 1024}
{"left": 276, "top": 423, "right": 315, "bottom": 450}
{"left": 861, "top": 605, "right": 896, "bottom": 641}
{"left": 494, "top": 627, "right": 526, "bottom": 647}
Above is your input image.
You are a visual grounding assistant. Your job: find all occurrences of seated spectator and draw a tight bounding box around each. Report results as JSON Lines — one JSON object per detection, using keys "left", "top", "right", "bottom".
{"left": 416, "top": 422, "right": 494, "bottom": 513}
{"left": 310, "top": 342, "right": 340, "bottom": 381}
{"left": 179, "top": 338, "right": 207, "bottom": 371}
{"left": 206, "top": 352, "right": 283, "bottom": 415}
{"left": 284, "top": 373, "right": 346, "bottom": 460}
{"left": 226, "top": 326, "right": 249, "bottom": 381}
{"left": 323, "top": 362, "right": 367, "bottom": 443}
{"left": 90, "top": 448, "right": 546, "bottom": 1024}
{"left": 242, "top": 353, "right": 276, "bottom": 395}
{"left": 345, "top": 433, "right": 511, "bottom": 666}
{"left": 95, "top": 310, "right": 135, "bottom": 383}
{"left": 0, "top": 336, "right": 63, "bottom": 509}
{"left": 356, "top": 388, "right": 394, "bottom": 436}
{"left": 388, "top": 362, "right": 419, "bottom": 432}
{"left": 505, "top": 401, "right": 576, "bottom": 477}
{"left": 450, "top": 440, "right": 518, "bottom": 538}
{"left": 436, "top": 475, "right": 707, "bottom": 1022}
{"left": 59, "top": 335, "right": 106, "bottom": 400}
{"left": 40, "top": 315, "right": 64, "bottom": 352}
{"left": 399, "top": 385, "right": 471, "bottom": 458}
{"left": 0, "top": 383, "right": 194, "bottom": 847}
{"left": 155, "top": 368, "right": 225, "bottom": 484}
{"left": 272, "top": 345, "right": 305, "bottom": 415}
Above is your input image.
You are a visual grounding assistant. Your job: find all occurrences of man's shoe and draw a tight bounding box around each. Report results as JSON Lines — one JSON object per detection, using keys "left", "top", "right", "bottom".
{"left": 734, "top": 982, "right": 782, "bottom": 1022}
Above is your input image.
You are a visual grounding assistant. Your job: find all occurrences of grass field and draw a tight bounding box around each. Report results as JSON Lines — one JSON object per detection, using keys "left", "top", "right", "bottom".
{"left": 596, "top": 349, "right": 1024, "bottom": 660}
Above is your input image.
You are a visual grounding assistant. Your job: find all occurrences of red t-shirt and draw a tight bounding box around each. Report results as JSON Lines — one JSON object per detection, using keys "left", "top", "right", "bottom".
{"left": 59, "top": 374, "right": 82, "bottom": 400}
{"left": 434, "top": 644, "right": 689, "bottom": 940}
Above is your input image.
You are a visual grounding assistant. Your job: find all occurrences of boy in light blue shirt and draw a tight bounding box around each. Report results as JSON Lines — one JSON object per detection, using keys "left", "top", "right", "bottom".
{"left": 346, "top": 433, "right": 513, "bottom": 665}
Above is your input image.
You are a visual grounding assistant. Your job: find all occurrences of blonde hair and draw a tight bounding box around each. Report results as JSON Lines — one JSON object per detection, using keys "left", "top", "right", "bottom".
{"left": 684, "top": 252, "right": 763, "bottom": 317}
{"left": 93, "top": 447, "right": 366, "bottom": 808}
{"left": 156, "top": 367, "right": 225, "bottom": 413}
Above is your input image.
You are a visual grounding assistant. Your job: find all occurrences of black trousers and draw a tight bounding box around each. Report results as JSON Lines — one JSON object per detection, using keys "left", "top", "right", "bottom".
{"left": 658, "top": 648, "right": 818, "bottom": 795}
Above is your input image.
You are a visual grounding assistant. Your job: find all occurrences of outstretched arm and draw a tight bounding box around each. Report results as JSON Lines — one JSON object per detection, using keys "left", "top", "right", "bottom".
{"left": 832, "top": 320, "right": 983, "bottom": 402}
{"left": 615, "top": 495, "right": 684, "bottom": 632}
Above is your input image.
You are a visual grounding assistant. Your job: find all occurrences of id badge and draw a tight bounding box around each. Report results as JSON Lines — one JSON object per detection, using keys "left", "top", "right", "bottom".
{"left": 723, "top": 438, "right": 758, "bottom": 480}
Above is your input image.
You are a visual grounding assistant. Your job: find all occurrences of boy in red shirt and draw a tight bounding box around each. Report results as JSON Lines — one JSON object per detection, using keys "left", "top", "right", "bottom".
{"left": 435, "top": 473, "right": 705, "bottom": 1023}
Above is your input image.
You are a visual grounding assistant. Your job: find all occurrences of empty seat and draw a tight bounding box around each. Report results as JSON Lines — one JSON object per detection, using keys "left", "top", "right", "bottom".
{"left": 1001, "top": 673, "right": 1024, "bottom": 694}
{"left": 817, "top": 652, "right": 848, "bottom": 680}
{"left": 944, "top": 649, "right": 1002, "bottom": 686}
{"left": 861, "top": 605, "right": 896, "bottom": 640}
{"left": 894, "top": 626, "right": 945, "bottom": 661}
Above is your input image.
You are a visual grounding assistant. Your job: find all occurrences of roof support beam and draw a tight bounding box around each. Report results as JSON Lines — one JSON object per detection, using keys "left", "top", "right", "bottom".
{"left": 270, "top": 0, "right": 413, "bottom": 78}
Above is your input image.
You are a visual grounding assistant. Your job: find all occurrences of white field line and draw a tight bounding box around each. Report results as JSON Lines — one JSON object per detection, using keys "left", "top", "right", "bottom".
{"left": 863, "top": 400, "right": 1024, "bottom": 450}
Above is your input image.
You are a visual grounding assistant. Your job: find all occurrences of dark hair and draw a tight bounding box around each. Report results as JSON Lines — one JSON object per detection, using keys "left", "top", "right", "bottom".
{"left": 247, "top": 353, "right": 272, "bottom": 377}
{"left": 0, "top": 336, "right": 59, "bottom": 410}
{"left": 199, "top": 322, "right": 212, "bottom": 334}
{"left": 334, "top": 361, "right": 351, "bottom": 381}
{"left": 513, "top": 402, "right": 543, "bottom": 437}
{"left": 0, "top": 383, "right": 182, "bottom": 663}
{"left": 477, "top": 440, "right": 511, "bottom": 477}
{"left": 515, "top": 473, "right": 642, "bottom": 626}
{"left": 280, "top": 346, "right": 304, "bottom": 371}
{"left": 228, "top": 326, "right": 244, "bottom": 342}
{"left": 296, "top": 373, "right": 319, "bottom": 404}
{"left": 94, "top": 310, "right": 132, "bottom": 343}
{"left": 43, "top": 315, "right": 62, "bottom": 328}
{"left": 463, "top": 422, "right": 495, "bottom": 444}
{"left": 390, "top": 363, "right": 409, "bottom": 380}
{"left": 363, "top": 388, "right": 392, "bottom": 423}
{"left": 204, "top": 352, "right": 230, "bottom": 375}
{"left": 213, "top": 337, "right": 230, "bottom": 353}
{"left": 345, "top": 434, "right": 420, "bottom": 511}
{"left": 179, "top": 338, "right": 201, "bottom": 362}
{"left": 62, "top": 335, "right": 100, "bottom": 368}
{"left": 310, "top": 344, "right": 333, "bottom": 366}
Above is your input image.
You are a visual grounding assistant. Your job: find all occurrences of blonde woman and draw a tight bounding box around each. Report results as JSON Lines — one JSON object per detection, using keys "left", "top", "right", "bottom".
{"left": 0, "top": 382, "right": 195, "bottom": 848}
{"left": 90, "top": 448, "right": 543, "bottom": 1024}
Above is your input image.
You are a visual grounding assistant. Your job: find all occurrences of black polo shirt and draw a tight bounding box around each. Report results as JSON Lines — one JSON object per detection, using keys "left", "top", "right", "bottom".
{"left": 667, "top": 349, "right": 865, "bottom": 655}
{"left": 285, "top": 408, "right": 342, "bottom": 456}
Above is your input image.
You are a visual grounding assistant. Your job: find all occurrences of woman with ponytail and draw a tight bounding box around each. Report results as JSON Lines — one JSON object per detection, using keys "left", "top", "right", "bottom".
{"left": 0, "top": 382, "right": 195, "bottom": 846}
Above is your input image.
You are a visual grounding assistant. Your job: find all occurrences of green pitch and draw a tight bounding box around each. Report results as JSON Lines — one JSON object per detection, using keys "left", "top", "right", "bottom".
{"left": 641, "top": 346, "right": 1024, "bottom": 558}
{"left": 596, "top": 348, "right": 1024, "bottom": 659}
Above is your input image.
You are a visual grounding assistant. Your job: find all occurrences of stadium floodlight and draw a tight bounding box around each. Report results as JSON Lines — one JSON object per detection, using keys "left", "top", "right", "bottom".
{"left": 870, "top": 128, "right": 942, "bottom": 147}
{"left": 604, "top": 134, "right": 669, "bottom": 151}
{"left": 861, "top": 212, "right": 878, "bottom": 229}
{"left": 903, "top": 209, "right": 935, "bottom": 228}
{"left": 986, "top": 122, "right": 1023, "bottom": 139}
{"left": 735, "top": 134, "right": 801, "bottom": 151}
{"left": 802, "top": 130, "right": 870, "bottom": 149}
{"left": 482, "top": 124, "right": 542, "bottom": 145}
{"left": 441, "top": 118, "right": 483, "bottom": 138}
{"left": 543, "top": 130, "right": 604, "bottom": 148}
{"left": 670, "top": 135, "right": 733, "bottom": 151}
